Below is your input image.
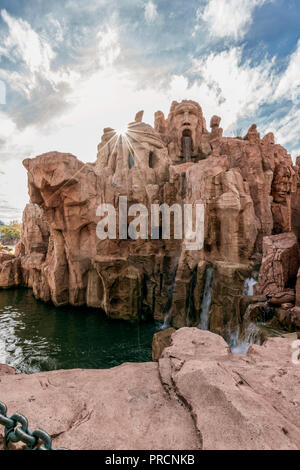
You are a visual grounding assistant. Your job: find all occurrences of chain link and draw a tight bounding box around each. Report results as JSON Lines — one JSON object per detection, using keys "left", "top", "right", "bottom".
{"left": 0, "top": 401, "right": 66, "bottom": 450}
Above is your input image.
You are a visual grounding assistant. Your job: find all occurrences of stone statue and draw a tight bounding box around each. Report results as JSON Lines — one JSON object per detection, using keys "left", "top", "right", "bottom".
{"left": 154, "top": 100, "right": 212, "bottom": 164}
{"left": 271, "top": 163, "right": 294, "bottom": 233}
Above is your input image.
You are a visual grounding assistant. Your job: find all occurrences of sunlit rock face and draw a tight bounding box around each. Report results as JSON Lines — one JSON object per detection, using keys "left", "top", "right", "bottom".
{"left": 1, "top": 100, "right": 299, "bottom": 333}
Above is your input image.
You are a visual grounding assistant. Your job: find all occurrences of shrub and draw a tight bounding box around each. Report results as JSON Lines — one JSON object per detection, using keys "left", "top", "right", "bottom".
{"left": 0, "top": 224, "right": 21, "bottom": 243}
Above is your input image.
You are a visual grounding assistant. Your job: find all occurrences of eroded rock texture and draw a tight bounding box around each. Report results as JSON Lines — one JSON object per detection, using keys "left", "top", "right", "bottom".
{"left": 255, "top": 232, "right": 300, "bottom": 330}
{"left": 0, "top": 100, "right": 299, "bottom": 332}
{"left": 1, "top": 329, "right": 299, "bottom": 450}
{"left": 256, "top": 233, "right": 299, "bottom": 296}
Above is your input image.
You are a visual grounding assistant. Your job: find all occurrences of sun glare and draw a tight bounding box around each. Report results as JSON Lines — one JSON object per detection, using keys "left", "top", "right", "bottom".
{"left": 115, "top": 125, "right": 128, "bottom": 136}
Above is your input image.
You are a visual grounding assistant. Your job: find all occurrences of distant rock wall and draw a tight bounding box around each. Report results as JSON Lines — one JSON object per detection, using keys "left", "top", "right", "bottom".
{"left": 1, "top": 100, "right": 299, "bottom": 333}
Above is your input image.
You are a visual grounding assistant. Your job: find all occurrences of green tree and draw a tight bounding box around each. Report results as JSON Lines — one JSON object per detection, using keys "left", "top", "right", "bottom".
{"left": 0, "top": 225, "right": 21, "bottom": 243}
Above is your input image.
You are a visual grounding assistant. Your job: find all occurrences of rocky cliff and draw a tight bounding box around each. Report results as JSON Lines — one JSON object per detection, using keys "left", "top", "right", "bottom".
{"left": 1, "top": 329, "right": 299, "bottom": 450}
{"left": 0, "top": 100, "right": 299, "bottom": 334}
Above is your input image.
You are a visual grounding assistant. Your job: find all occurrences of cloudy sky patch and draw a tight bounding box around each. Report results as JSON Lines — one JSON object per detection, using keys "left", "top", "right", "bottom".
{"left": 198, "top": 0, "right": 273, "bottom": 40}
{"left": 144, "top": 1, "right": 159, "bottom": 24}
{"left": 0, "top": 0, "right": 299, "bottom": 222}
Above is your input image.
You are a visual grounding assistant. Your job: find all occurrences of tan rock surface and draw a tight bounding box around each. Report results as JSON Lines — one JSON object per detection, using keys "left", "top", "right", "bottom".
{"left": 1, "top": 329, "right": 299, "bottom": 450}
{"left": 0, "top": 254, "right": 21, "bottom": 288}
{"left": 256, "top": 232, "right": 299, "bottom": 296}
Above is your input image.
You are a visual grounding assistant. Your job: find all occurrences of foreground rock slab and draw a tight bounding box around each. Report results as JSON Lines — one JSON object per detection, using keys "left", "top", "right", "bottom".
{"left": 1, "top": 329, "right": 300, "bottom": 450}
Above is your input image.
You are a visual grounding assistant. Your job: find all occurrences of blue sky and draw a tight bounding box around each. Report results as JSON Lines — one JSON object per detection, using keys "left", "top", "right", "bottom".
{"left": 0, "top": 0, "right": 299, "bottom": 221}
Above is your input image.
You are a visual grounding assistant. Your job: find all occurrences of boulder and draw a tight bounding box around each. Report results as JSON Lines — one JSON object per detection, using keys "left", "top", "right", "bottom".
{"left": 0, "top": 255, "right": 22, "bottom": 288}
{"left": 256, "top": 232, "right": 299, "bottom": 296}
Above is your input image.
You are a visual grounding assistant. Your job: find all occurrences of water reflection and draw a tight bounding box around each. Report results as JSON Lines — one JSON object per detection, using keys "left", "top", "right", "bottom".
{"left": 0, "top": 289, "right": 157, "bottom": 374}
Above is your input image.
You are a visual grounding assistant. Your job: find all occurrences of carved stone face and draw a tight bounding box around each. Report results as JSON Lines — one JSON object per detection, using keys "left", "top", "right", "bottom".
{"left": 171, "top": 102, "right": 202, "bottom": 160}
{"left": 272, "top": 166, "right": 292, "bottom": 203}
{"left": 273, "top": 180, "right": 291, "bottom": 202}
{"left": 173, "top": 103, "right": 200, "bottom": 134}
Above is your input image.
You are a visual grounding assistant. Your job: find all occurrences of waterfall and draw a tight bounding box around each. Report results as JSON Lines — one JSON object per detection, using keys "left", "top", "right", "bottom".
{"left": 198, "top": 267, "right": 214, "bottom": 331}
{"left": 228, "top": 302, "right": 267, "bottom": 354}
{"left": 229, "top": 323, "right": 263, "bottom": 354}
{"left": 243, "top": 277, "right": 257, "bottom": 296}
{"left": 160, "top": 308, "right": 172, "bottom": 330}
{"left": 159, "top": 259, "right": 179, "bottom": 330}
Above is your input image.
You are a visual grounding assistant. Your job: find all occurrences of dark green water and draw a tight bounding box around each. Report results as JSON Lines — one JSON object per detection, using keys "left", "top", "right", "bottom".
{"left": 0, "top": 288, "right": 159, "bottom": 374}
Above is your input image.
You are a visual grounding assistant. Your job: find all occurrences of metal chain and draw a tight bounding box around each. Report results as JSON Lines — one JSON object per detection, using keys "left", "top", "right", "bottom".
{"left": 0, "top": 401, "right": 66, "bottom": 450}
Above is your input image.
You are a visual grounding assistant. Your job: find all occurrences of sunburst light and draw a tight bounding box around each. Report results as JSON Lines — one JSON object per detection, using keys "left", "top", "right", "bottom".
{"left": 115, "top": 125, "right": 128, "bottom": 136}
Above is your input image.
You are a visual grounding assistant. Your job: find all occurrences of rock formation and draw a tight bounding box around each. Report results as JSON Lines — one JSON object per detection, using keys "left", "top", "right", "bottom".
{"left": 0, "top": 99, "right": 299, "bottom": 334}
{"left": 1, "top": 329, "right": 299, "bottom": 450}
{"left": 256, "top": 232, "right": 299, "bottom": 296}
{"left": 254, "top": 232, "right": 300, "bottom": 330}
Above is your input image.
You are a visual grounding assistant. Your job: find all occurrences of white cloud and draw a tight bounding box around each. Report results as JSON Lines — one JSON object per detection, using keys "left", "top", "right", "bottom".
{"left": 0, "top": 9, "right": 54, "bottom": 74}
{"left": 43, "top": 15, "right": 64, "bottom": 45}
{"left": 0, "top": 9, "right": 55, "bottom": 96}
{"left": 275, "top": 39, "right": 300, "bottom": 105}
{"left": 144, "top": 1, "right": 158, "bottom": 24}
{"left": 198, "top": 0, "right": 272, "bottom": 40}
{"left": 267, "top": 104, "right": 300, "bottom": 160}
{"left": 0, "top": 80, "right": 5, "bottom": 104}
{"left": 0, "top": 9, "right": 77, "bottom": 99}
{"left": 189, "top": 47, "right": 275, "bottom": 128}
{"left": 98, "top": 25, "right": 121, "bottom": 68}
{"left": 0, "top": 110, "right": 16, "bottom": 141}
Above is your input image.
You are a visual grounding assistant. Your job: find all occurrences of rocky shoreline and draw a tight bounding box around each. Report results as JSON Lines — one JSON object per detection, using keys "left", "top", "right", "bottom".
{"left": 1, "top": 328, "right": 299, "bottom": 450}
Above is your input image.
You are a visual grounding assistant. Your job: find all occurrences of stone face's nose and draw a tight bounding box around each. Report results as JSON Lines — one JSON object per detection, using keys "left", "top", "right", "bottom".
{"left": 183, "top": 111, "right": 190, "bottom": 125}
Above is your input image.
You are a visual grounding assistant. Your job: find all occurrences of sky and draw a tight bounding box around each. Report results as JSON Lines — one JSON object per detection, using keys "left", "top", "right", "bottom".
{"left": 0, "top": 0, "right": 299, "bottom": 222}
